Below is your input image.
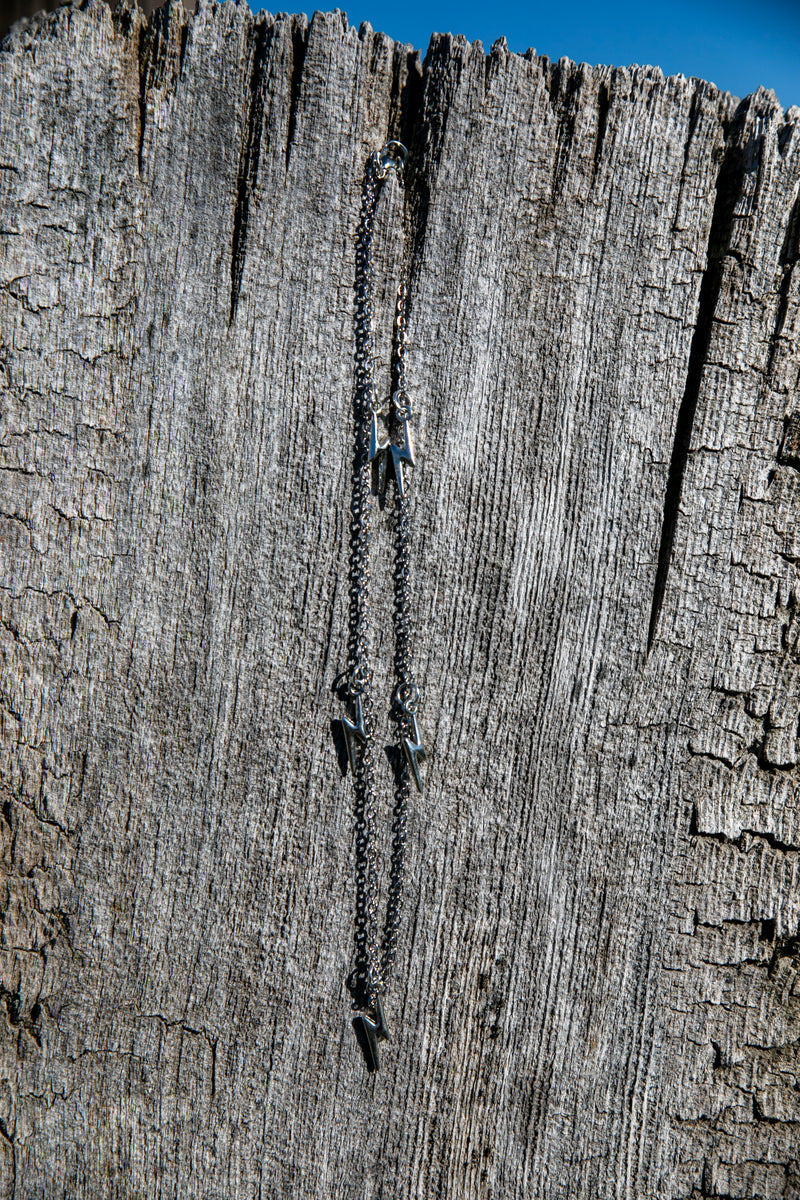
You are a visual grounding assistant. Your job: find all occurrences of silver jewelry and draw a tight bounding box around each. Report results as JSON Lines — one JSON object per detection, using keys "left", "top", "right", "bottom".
{"left": 342, "top": 140, "right": 425, "bottom": 1072}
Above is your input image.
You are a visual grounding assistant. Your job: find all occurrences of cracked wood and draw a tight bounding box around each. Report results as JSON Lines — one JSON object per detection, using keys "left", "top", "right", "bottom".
{"left": 0, "top": 1, "right": 799, "bottom": 1197}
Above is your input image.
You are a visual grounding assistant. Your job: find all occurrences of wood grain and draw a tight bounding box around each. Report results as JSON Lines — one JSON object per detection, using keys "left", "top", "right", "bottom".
{"left": 0, "top": 2, "right": 798, "bottom": 1196}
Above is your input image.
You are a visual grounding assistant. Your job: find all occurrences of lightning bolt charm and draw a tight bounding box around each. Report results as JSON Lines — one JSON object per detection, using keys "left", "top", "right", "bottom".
{"left": 387, "top": 418, "right": 415, "bottom": 499}
{"left": 401, "top": 710, "right": 426, "bottom": 793}
{"left": 342, "top": 693, "right": 368, "bottom": 777}
{"left": 369, "top": 412, "right": 390, "bottom": 494}
{"left": 371, "top": 416, "right": 415, "bottom": 498}
{"left": 354, "top": 991, "right": 392, "bottom": 1072}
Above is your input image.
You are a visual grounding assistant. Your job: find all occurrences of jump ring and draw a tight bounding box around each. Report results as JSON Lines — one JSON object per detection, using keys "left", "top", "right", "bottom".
{"left": 396, "top": 681, "right": 419, "bottom": 713}
{"left": 392, "top": 389, "right": 413, "bottom": 420}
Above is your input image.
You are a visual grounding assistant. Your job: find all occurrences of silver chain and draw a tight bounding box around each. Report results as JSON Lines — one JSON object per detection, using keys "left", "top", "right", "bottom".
{"left": 342, "top": 141, "right": 425, "bottom": 1069}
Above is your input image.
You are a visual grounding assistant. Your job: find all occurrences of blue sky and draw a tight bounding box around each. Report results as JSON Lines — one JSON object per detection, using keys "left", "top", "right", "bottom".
{"left": 255, "top": 0, "right": 800, "bottom": 109}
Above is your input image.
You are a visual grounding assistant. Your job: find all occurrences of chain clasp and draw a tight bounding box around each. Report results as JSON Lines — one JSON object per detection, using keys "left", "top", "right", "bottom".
{"left": 377, "top": 140, "right": 409, "bottom": 179}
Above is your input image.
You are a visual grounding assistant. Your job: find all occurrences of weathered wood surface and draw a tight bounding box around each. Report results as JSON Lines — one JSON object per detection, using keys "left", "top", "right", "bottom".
{"left": 0, "top": 1, "right": 799, "bottom": 1196}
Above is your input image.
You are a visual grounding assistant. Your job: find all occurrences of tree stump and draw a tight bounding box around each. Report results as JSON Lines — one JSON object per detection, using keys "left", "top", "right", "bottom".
{"left": 0, "top": 2, "right": 798, "bottom": 1196}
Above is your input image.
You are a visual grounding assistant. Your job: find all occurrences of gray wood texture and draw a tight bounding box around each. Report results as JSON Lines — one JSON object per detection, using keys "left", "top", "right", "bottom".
{"left": 0, "top": 1, "right": 798, "bottom": 1196}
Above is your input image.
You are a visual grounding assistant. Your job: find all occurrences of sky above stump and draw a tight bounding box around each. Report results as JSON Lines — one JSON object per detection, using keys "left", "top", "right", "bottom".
{"left": 253, "top": 0, "right": 800, "bottom": 109}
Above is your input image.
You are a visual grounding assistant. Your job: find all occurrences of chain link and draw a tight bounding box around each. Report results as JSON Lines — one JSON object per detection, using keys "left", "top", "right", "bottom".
{"left": 344, "top": 140, "right": 422, "bottom": 1017}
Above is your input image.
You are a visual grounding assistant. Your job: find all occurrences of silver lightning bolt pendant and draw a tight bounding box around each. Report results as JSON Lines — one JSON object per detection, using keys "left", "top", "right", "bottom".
{"left": 401, "top": 711, "right": 426, "bottom": 793}
{"left": 387, "top": 418, "right": 415, "bottom": 499}
{"left": 369, "top": 411, "right": 390, "bottom": 494}
{"left": 354, "top": 991, "right": 392, "bottom": 1072}
{"left": 370, "top": 412, "right": 415, "bottom": 498}
{"left": 342, "top": 693, "right": 367, "bottom": 776}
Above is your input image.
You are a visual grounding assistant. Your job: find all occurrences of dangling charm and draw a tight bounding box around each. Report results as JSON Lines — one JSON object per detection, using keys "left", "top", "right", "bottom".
{"left": 369, "top": 404, "right": 391, "bottom": 494}
{"left": 342, "top": 691, "right": 368, "bottom": 776}
{"left": 372, "top": 389, "right": 417, "bottom": 498}
{"left": 353, "top": 991, "right": 392, "bottom": 1073}
{"left": 397, "top": 681, "right": 425, "bottom": 794}
{"left": 402, "top": 711, "right": 426, "bottom": 794}
{"left": 388, "top": 389, "right": 416, "bottom": 499}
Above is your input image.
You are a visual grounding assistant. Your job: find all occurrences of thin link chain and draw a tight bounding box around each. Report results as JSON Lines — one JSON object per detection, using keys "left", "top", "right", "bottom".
{"left": 394, "top": 260, "right": 410, "bottom": 396}
{"left": 345, "top": 141, "right": 423, "bottom": 1016}
{"left": 349, "top": 149, "right": 381, "bottom": 998}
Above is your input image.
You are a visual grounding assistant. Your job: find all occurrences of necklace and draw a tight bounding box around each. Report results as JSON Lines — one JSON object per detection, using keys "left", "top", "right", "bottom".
{"left": 341, "top": 140, "right": 425, "bottom": 1072}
